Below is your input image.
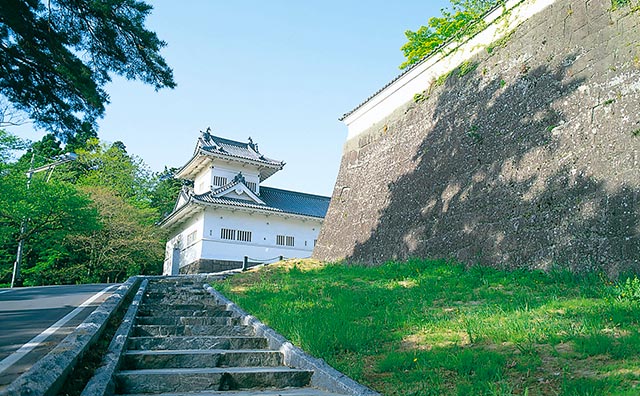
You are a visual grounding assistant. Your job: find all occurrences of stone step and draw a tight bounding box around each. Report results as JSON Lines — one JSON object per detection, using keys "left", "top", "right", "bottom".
{"left": 146, "top": 285, "right": 203, "bottom": 291}
{"left": 132, "top": 324, "right": 254, "bottom": 337}
{"left": 144, "top": 292, "right": 209, "bottom": 300}
{"left": 136, "top": 316, "right": 240, "bottom": 326}
{"left": 128, "top": 336, "right": 268, "bottom": 351}
{"left": 144, "top": 288, "right": 207, "bottom": 294}
{"left": 122, "top": 349, "right": 283, "bottom": 369}
{"left": 118, "top": 387, "right": 349, "bottom": 396}
{"left": 146, "top": 285, "right": 207, "bottom": 290}
{"left": 115, "top": 367, "right": 313, "bottom": 394}
{"left": 143, "top": 299, "right": 218, "bottom": 307}
{"left": 152, "top": 280, "right": 202, "bottom": 285}
{"left": 137, "top": 309, "right": 233, "bottom": 318}
{"left": 139, "top": 303, "right": 228, "bottom": 312}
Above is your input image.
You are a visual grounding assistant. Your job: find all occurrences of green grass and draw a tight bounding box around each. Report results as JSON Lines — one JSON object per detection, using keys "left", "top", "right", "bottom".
{"left": 611, "top": 0, "right": 631, "bottom": 10}
{"left": 215, "top": 259, "right": 640, "bottom": 395}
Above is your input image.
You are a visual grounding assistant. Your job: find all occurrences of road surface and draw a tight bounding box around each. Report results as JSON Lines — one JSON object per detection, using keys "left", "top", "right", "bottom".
{"left": 0, "top": 283, "right": 118, "bottom": 388}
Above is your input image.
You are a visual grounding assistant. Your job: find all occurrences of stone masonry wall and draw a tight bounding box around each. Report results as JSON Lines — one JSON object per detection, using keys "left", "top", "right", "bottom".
{"left": 179, "top": 259, "right": 243, "bottom": 274}
{"left": 315, "top": 0, "right": 640, "bottom": 275}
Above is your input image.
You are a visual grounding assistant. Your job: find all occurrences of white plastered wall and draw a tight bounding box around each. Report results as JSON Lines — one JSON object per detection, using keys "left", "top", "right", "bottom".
{"left": 201, "top": 207, "right": 323, "bottom": 263}
{"left": 163, "top": 212, "right": 204, "bottom": 275}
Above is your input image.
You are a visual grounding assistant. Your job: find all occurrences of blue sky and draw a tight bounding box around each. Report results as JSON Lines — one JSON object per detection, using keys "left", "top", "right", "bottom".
{"left": 13, "top": 1, "right": 450, "bottom": 196}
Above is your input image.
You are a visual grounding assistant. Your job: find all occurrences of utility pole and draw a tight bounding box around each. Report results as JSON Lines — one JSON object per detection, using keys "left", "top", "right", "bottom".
{"left": 10, "top": 152, "right": 77, "bottom": 288}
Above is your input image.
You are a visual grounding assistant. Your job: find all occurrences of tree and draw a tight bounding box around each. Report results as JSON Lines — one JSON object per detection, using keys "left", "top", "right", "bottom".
{"left": 150, "top": 167, "right": 183, "bottom": 221}
{"left": 0, "top": 171, "right": 99, "bottom": 285}
{"left": 0, "top": 0, "right": 175, "bottom": 140}
{"left": 75, "top": 138, "right": 154, "bottom": 202}
{"left": 400, "top": 0, "right": 502, "bottom": 69}
{"left": 0, "top": 129, "right": 28, "bottom": 163}
{"left": 68, "top": 186, "right": 164, "bottom": 283}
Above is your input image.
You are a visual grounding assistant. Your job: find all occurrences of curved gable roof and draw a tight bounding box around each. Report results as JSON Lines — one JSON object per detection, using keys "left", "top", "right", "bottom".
{"left": 199, "top": 134, "right": 284, "bottom": 167}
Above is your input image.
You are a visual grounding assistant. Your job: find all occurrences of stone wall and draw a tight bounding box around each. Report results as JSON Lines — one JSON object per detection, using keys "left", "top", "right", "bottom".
{"left": 315, "top": 0, "right": 640, "bottom": 275}
{"left": 179, "top": 258, "right": 268, "bottom": 274}
{"left": 179, "top": 259, "right": 243, "bottom": 274}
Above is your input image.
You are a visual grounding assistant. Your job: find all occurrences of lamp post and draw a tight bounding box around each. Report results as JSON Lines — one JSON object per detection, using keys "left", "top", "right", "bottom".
{"left": 10, "top": 152, "right": 78, "bottom": 288}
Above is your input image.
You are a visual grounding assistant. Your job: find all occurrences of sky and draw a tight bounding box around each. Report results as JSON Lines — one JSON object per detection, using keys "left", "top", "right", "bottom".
{"left": 11, "top": 0, "right": 450, "bottom": 197}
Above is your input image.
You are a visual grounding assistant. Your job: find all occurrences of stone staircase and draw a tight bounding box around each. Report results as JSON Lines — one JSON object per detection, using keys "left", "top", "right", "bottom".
{"left": 115, "top": 278, "right": 348, "bottom": 396}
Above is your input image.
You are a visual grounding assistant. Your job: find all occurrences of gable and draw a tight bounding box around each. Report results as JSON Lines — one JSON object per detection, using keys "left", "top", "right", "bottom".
{"left": 214, "top": 181, "right": 265, "bottom": 205}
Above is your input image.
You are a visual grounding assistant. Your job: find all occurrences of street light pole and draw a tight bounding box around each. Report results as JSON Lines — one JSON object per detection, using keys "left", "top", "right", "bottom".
{"left": 10, "top": 152, "right": 78, "bottom": 288}
{"left": 10, "top": 153, "right": 35, "bottom": 288}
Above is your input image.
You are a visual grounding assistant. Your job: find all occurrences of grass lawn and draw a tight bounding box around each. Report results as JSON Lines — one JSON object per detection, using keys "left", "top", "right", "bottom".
{"left": 214, "top": 259, "right": 640, "bottom": 396}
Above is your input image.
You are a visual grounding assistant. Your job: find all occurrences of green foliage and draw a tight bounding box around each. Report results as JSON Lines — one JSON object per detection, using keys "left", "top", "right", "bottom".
{"left": 611, "top": 0, "right": 631, "bottom": 10}
{"left": 400, "top": 0, "right": 502, "bottom": 69}
{"left": 0, "top": 129, "right": 29, "bottom": 163}
{"left": 0, "top": 134, "right": 167, "bottom": 286}
{"left": 0, "top": 170, "right": 100, "bottom": 285}
{"left": 457, "top": 61, "right": 478, "bottom": 77}
{"left": 413, "top": 92, "right": 429, "bottom": 103}
{"left": 67, "top": 186, "right": 164, "bottom": 283}
{"left": 75, "top": 138, "right": 154, "bottom": 203}
{"left": 0, "top": 0, "right": 175, "bottom": 139}
{"left": 614, "top": 276, "right": 640, "bottom": 303}
{"left": 218, "top": 259, "right": 640, "bottom": 395}
{"left": 150, "top": 167, "right": 183, "bottom": 221}
{"left": 434, "top": 71, "right": 452, "bottom": 87}
{"left": 486, "top": 29, "right": 515, "bottom": 54}
{"left": 467, "top": 125, "right": 483, "bottom": 144}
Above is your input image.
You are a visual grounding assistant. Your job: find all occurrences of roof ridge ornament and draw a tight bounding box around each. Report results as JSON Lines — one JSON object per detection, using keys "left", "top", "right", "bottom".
{"left": 247, "top": 136, "right": 259, "bottom": 153}
{"left": 201, "top": 126, "right": 213, "bottom": 143}
{"left": 233, "top": 172, "right": 246, "bottom": 183}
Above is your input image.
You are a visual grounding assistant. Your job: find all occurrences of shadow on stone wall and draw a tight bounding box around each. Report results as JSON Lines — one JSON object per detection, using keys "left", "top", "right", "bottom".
{"left": 347, "top": 56, "right": 639, "bottom": 275}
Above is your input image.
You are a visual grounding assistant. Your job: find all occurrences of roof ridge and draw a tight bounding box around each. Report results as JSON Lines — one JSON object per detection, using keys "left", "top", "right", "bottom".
{"left": 260, "top": 186, "right": 330, "bottom": 200}
{"left": 204, "top": 179, "right": 241, "bottom": 196}
{"left": 209, "top": 134, "right": 249, "bottom": 146}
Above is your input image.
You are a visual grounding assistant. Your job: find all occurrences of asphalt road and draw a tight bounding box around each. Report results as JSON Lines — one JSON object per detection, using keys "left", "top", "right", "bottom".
{"left": 0, "top": 283, "right": 118, "bottom": 388}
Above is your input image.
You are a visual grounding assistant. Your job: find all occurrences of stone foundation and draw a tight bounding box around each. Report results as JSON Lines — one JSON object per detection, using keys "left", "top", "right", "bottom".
{"left": 179, "top": 259, "right": 243, "bottom": 274}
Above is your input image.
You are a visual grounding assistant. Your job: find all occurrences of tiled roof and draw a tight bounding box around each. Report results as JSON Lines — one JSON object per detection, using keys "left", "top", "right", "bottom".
{"left": 192, "top": 186, "right": 330, "bottom": 218}
{"left": 260, "top": 187, "right": 330, "bottom": 218}
{"left": 199, "top": 133, "right": 284, "bottom": 167}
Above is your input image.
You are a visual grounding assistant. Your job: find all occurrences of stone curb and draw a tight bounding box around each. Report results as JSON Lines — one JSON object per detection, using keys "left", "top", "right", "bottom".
{"left": 1, "top": 276, "right": 142, "bottom": 396}
{"left": 203, "top": 284, "right": 380, "bottom": 396}
{"left": 80, "top": 279, "right": 149, "bottom": 396}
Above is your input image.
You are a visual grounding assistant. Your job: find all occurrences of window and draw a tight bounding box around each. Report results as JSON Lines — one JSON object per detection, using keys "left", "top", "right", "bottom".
{"left": 221, "top": 228, "right": 236, "bottom": 240}
{"left": 237, "top": 230, "right": 252, "bottom": 242}
{"left": 186, "top": 231, "right": 197, "bottom": 245}
{"left": 246, "top": 181, "right": 257, "bottom": 192}
{"left": 221, "top": 228, "right": 251, "bottom": 242}
{"left": 277, "top": 235, "right": 294, "bottom": 247}
{"left": 213, "top": 176, "right": 227, "bottom": 187}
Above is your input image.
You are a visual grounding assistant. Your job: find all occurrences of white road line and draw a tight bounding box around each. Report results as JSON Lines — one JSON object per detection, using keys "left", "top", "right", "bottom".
{"left": 0, "top": 289, "right": 13, "bottom": 294}
{"left": 0, "top": 284, "right": 117, "bottom": 375}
